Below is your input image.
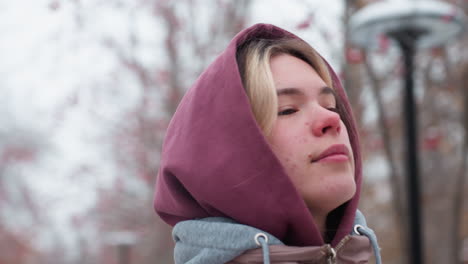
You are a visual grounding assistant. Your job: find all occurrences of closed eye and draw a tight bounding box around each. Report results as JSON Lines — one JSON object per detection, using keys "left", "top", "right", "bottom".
{"left": 327, "top": 107, "right": 339, "bottom": 113}
{"left": 278, "top": 108, "right": 298, "bottom": 116}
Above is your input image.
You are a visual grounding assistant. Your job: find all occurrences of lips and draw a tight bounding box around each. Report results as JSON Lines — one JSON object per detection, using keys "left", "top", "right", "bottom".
{"left": 311, "top": 144, "right": 350, "bottom": 163}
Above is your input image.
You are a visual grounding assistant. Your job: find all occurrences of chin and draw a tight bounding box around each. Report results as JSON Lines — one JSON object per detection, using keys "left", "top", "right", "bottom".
{"left": 333, "top": 170, "right": 356, "bottom": 204}
{"left": 337, "top": 183, "right": 356, "bottom": 206}
{"left": 304, "top": 180, "right": 356, "bottom": 214}
{"left": 335, "top": 176, "right": 356, "bottom": 202}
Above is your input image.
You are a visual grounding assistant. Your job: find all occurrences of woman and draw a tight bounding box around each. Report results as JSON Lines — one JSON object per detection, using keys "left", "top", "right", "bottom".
{"left": 154, "top": 24, "right": 381, "bottom": 264}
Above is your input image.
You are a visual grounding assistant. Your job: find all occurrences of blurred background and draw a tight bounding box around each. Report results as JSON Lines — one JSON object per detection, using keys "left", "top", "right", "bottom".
{"left": 0, "top": 0, "right": 467, "bottom": 263}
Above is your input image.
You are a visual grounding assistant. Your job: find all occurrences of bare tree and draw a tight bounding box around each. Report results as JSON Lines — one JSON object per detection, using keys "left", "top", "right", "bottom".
{"left": 0, "top": 100, "right": 49, "bottom": 263}
{"left": 78, "top": 1, "right": 253, "bottom": 263}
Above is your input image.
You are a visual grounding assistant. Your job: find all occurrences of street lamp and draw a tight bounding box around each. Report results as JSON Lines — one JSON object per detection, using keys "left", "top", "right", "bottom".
{"left": 349, "top": 1, "right": 465, "bottom": 264}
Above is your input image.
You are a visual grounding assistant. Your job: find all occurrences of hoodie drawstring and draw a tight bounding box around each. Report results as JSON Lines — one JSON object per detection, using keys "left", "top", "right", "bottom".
{"left": 354, "top": 225, "right": 382, "bottom": 264}
{"left": 254, "top": 233, "right": 270, "bottom": 264}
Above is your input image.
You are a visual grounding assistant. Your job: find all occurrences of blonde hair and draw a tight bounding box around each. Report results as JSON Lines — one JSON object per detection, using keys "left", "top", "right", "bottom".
{"left": 237, "top": 38, "right": 333, "bottom": 136}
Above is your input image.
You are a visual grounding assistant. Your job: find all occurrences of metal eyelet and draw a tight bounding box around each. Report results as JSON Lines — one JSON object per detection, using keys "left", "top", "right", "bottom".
{"left": 254, "top": 233, "right": 269, "bottom": 246}
{"left": 354, "top": 224, "right": 365, "bottom": 235}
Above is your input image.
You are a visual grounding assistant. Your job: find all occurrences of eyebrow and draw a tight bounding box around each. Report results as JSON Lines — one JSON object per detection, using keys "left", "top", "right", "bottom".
{"left": 276, "top": 86, "right": 336, "bottom": 97}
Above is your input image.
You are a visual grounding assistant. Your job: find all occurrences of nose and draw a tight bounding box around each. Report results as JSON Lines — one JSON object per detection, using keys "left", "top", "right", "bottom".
{"left": 311, "top": 108, "right": 341, "bottom": 137}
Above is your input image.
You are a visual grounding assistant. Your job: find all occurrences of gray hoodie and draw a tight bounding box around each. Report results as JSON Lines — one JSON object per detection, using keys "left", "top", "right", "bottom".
{"left": 173, "top": 210, "right": 381, "bottom": 264}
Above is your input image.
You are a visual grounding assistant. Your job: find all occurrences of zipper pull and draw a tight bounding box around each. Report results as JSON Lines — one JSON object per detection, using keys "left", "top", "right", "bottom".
{"left": 325, "top": 245, "right": 337, "bottom": 264}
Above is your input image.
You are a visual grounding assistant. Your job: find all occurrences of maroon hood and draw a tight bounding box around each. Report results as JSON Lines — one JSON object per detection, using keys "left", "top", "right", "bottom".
{"left": 154, "top": 23, "right": 362, "bottom": 247}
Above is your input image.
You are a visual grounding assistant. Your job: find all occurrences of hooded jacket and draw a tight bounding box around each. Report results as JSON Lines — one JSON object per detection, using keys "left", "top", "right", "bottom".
{"left": 154, "top": 24, "right": 380, "bottom": 263}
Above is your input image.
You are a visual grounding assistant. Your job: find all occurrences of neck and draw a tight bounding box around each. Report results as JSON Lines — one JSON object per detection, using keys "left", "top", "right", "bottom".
{"left": 313, "top": 212, "right": 327, "bottom": 240}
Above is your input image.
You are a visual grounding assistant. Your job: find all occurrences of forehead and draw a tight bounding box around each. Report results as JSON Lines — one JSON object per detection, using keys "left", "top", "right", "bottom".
{"left": 269, "top": 54, "right": 326, "bottom": 91}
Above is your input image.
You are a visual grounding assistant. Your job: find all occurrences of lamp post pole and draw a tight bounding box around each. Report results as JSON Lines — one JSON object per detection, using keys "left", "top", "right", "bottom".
{"left": 389, "top": 28, "right": 426, "bottom": 264}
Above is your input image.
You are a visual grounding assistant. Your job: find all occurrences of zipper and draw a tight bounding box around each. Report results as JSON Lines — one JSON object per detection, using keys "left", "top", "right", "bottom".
{"left": 334, "top": 235, "right": 351, "bottom": 253}
{"left": 325, "top": 235, "right": 352, "bottom": 264}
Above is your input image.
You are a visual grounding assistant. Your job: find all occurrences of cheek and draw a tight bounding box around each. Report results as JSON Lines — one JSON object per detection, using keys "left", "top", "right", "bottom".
{"left": 268, "top": 131, "right": 288, "bottom": 156}
{"left": 340, "top": 122, "right": 356, "bottom": 172}
{"left": 269, "top": 121, "right": 308, "bottom": 147}
{"left": 268, "top": 127, "right": 308, "bottom": 182}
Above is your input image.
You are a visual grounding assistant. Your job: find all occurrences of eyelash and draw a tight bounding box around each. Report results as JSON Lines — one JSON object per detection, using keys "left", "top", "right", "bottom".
{"left": 278, "top": 108, "right": 298, "bottom": 116}
{"left": 277, "top": 106, "right": 339, "bottom": 116}
{"left": 327, "top": 107, "right": 339, "bottom": 113}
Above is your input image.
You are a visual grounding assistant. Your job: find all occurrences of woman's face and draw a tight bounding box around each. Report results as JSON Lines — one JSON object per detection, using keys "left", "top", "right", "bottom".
{"left": 267, "top": 54, "right": 356, "bottom": 217}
